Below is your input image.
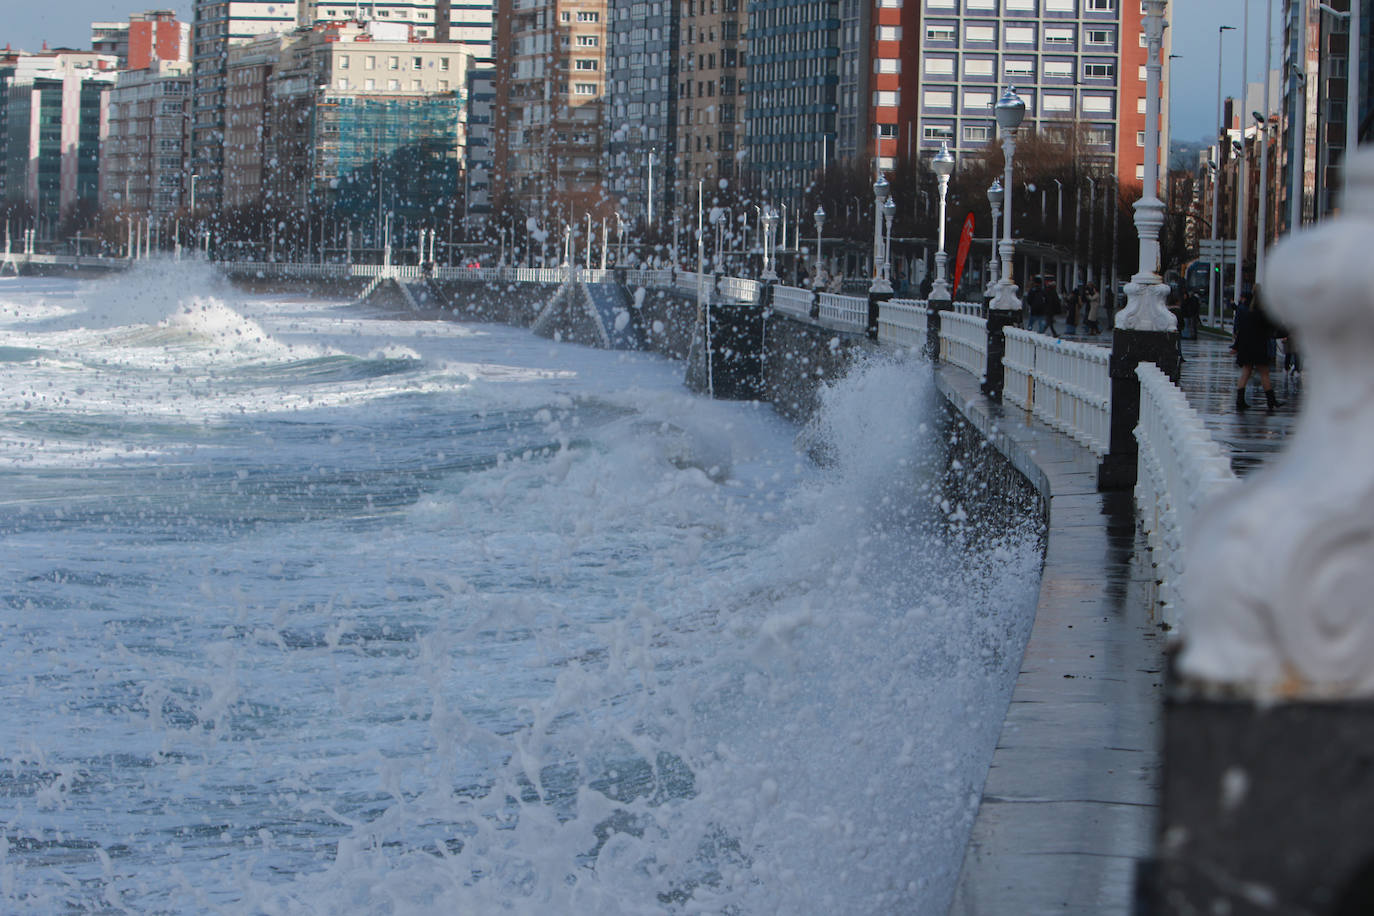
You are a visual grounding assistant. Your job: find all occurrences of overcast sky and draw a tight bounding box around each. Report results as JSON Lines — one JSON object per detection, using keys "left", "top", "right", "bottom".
{"left": 6, "top": 0, "right": 1279, "bottom": 143}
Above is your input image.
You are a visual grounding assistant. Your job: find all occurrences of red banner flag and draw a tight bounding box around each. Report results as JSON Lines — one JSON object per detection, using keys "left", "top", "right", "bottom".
{"left": 952, "top": 213, "right": 976, "bottom": 296}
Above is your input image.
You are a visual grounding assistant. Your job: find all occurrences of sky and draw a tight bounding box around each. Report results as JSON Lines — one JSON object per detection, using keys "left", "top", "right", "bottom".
{"left": 6, "top": 0, "right": 1279, "bottom": 144}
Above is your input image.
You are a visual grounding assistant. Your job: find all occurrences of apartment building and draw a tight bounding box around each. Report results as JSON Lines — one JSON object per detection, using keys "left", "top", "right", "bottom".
{"left": 492, "top": 0, "right": 610, "bottom": 221}
{"left": 674, "top": 0, "right": 745, "bottom": 218}
{"left": 190, "top": 1, "right": 300, "bottom": 209}
{"left": 606, "top": 0, "right": 678, "bottom": 233}
{"left": 193, "top": 0, "right": 493, "bottom": 210}
{"left": 912, "top": 0, "right": 1172, "bottom": 189}
{"left": 92, "top": 10, "right": 190, "bottom": 70}
{"left": 744, "top": 0, "right": 839, "bottom": 207}
{"left": 219, "top": 22, "right": 469, "bottom": 225}
{"left": 463, "top": 64, "right": 496, "bottom": 230}
{"left": 100, "top": 59, "right": 193, "bottom": 218}
{"left": 2, "top": 51, "right": 118, "bottom": 220}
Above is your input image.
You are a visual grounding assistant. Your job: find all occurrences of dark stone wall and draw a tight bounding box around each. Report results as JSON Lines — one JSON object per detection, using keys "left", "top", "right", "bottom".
{"left": 222, "top": 276, "right": 372, "bottom": 298}
{"left": 762, "top": 312, "right": 875, "bottom": 423}
{"left": 429, "top": 280, "right": 558, "bottom": 327}
{"left": 635, "top": 287, "right": 700, "bottom": 360}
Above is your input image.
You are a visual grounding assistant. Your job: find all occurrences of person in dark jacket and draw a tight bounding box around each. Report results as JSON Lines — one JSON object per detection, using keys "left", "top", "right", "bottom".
{"left": 1231, "top": 284, "right": 1283, "bottom": 411}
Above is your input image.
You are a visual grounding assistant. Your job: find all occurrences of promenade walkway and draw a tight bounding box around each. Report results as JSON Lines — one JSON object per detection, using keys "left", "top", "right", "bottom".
{"left": 948, "top": 326, "right": 1299, "bottom": 915}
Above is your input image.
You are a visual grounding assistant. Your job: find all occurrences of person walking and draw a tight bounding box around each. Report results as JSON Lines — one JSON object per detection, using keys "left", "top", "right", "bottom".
{"left": 1082, "top": 282, "right": 1102, "bottom": 334}
{"left": 1231, "top": 284, "right": 1284, "bottom": 411}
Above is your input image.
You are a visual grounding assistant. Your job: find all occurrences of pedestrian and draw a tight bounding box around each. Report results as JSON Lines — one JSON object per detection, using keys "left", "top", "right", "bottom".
{"left": 1167, "top": 288, "right": 1185, "bottom": 363}
{"left": 1083, "top": 282, "right": 1102, "bottom": 334}
{"left": 1064, "top": 286, "right": 1080, "bottom": 335}
{"left": 1043, "top": 277, "right": 1063, "bottom": 337}
{"left": 1231, "top": 284, "right": 1284, "bottom": 411}
{"left": 1026, "top": 276, "right": 1049, "bottom": 333}
{"left": 1181, "top": 288, "right": 1201, "bottom": 340}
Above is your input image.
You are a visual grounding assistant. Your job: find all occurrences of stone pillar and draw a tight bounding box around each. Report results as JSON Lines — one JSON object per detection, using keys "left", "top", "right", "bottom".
{"left": 980, "top": 307, "right": 1019, "bottom": 401}
{"left": 925, "top": 301, "right": 947, "bottom": 362}
{"left": 867, "top": 289, "right": 891, "bottom": 340}
{"left": 1097, "top": 327, "right": 1179, "bottom": 490}
{"left": 1142, "top": 145, "right": 1374, "bottom": 916}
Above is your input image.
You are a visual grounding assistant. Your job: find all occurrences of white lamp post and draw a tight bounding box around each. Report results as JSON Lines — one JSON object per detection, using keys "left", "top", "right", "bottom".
{"left": 1116, "top": 0, "right": 1175, "bottom": 331}
{"left": 813, "top": 205, "right": 826, "bottom": 287}
{"left": 929, "top": 140, "right": 956, "bottom": 301}
{"left": 990, "top": 86, "right": 1026, "bottom": 311}
{"left": 986, "top": 178, "right": 1004, "bottom": 294}
{"left": 870, "top": 172, "right": 892, "bottom": 294}
{"left": 883, "top": 195, "right": 896, "bottom": 287}
{"left": 761, "top": 206, "right": 778, "bottom": 281}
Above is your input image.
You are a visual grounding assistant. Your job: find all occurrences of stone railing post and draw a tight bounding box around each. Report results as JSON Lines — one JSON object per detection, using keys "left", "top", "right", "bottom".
{"left": 1096, "top": 323, "right": 1179, "bottom": 489}
{"left": 866, "top": 289, "right": 891, "bottom": 340}
{"left": 1143, "top": 145, "right": 1374, "bottom": 914}
{"left": 981, "top": 306, "right": 1019, "bottom": 401}
{"left": 925, "top": 301, "right": 946, "bottom": 362}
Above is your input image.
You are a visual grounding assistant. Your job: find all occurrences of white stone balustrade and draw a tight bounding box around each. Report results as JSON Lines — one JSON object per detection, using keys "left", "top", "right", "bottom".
{"left": 1134, "top": 363, "right": 1237, "bottom": 628}
{"left": 939, "top": 311, "right": 989, "bottom": 380}
{"left": 1176, "top": 147, "right": 1374, "bottom": 699}
{"left": 877, "top": 298, "right": 929, "bottom": 348}
{"left": 771, "top": 285, "right": 815, "bottom": 319}
{"left": 1001, "top": 329, "right": 1111, "bottom": 455}
{"left": 817, "top": 292, "right": 869, "bottom": 330}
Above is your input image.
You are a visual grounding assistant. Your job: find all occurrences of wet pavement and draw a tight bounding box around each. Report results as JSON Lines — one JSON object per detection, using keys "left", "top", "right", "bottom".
{"left": 942, "top": 328, "right": 1297, "bottom": 914}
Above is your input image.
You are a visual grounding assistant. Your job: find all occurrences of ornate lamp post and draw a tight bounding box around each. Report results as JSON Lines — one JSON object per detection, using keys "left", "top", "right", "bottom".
{"left": 986, "top": 178, "right": 1004, "bottom": 295}
{"left": 1099, "top": 0, "right": 1179, "bottom": 491}
{"left": 990, "top": 86, "right": 1026, "bottom": 312}
{"left": 929, "top": 140, "right": 956, "bottom": 302}
{"left": 761, "top": 206, "right": 778, "bottom": 281}
{"left": 981, "top": 87, "right": 1025, "bottom": 399}
{"left": 870, "top": 173, "right": 892, "bottom": 295}
{"left": 883, "top": 195, "right": 897, "bottom": 287}
{"left": 813, "top": 205, "right": 826, "bottom": 287}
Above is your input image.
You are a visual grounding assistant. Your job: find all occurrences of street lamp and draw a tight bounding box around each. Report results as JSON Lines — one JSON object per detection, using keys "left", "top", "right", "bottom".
{"left": 986, "top": 178, "right": 1004, "bottom": 294}
{"left": 883, "top": 195, "right": 897, "bottom": 288}
{"left": 870, "top": 172, "right": 892, "bottom": 294}
{"left": 990, "top": 86, "right": 1026, "bottom": 311}
{"left": 761, "top": 206, "right": 778, "bottom": 281}
{"left": 1116, "top": 0, "right": 1175, "bottom": 331}
{"left": 929, "top": 140, "right": 956, "bottom": 302}
{"left": 1211, "top": 24, "right": 1236, "bottom": 327}
{"left": 814, "top": 205, "right": 826, "bottom": 287}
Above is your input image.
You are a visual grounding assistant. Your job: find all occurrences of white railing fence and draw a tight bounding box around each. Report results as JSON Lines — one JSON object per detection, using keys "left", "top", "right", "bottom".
{"left": 1002, "top": 328, "right": 1111, "bottom": 456}
{"left": 1134, "top": 363, "right": 1237, "bottom": 628}
{"left": 951, "top": 301, "right": 984, "bottom": 317}
{"left": 877, "top": 299, "right": 929, "bottom": 349}
{"left": 939, "top": 311, "right": 989, "bottom": 380}
{"left": 717, "top": 276, "right": 761, "bottom": 304}
{"left": 772, "top": 285, "right": 815, "bottom": 319}
{"left": 817, "top": 292, "right": 868, "bottom": 331}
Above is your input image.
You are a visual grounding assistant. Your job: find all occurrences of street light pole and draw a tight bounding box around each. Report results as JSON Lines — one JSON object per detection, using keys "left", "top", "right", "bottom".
{"left": 990, "top": 86, "right": 1026, "bottom": 312}
{"left": 870, "top": 173, "right": 892, "bottom": 294}
{"left": 1255, "top": 0, "right": 1274, "bottom": 280}
{"left": 814, "top": 205, "right": 825, "bottom": 287}
{"left": 1116, "top": 0, "right": 1175, "bottom": 331}
{"left": 986, "top": 179, "right": 1004, "bottom": 295}
{"left": 929, "top": 140, "right": 955, "bottom": 302}
{"left": 1235, "top": 0, "right": 1250, "bottom": 303}
{"left": 1212, "top": 25, "right": 1235, "bottom": 326}
{"left": 761, "top": 206, "right": 778, "bottom": 281}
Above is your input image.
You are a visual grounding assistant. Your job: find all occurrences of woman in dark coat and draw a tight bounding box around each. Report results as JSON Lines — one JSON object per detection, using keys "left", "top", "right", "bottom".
{"left": 1232, "top": 284, "right": 1283, "bottom": 411}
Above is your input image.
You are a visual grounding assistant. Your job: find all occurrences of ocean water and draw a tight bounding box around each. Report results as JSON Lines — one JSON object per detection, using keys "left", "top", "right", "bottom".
{"left": 0, "top": 262, "right": 1043, "bottom": 915}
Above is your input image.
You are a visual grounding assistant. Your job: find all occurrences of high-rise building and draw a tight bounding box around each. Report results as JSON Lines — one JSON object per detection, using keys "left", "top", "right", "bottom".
{"left": 192, "top": 0, "right": 494, "bottom": 211}
{"left": 218, "top": 22, "right": 471, "bottom": 239}
{"left": 492, "top": 0, "right": 610, "bottom": 235}
{"left": 2, "top": 51, "right": 118, "bottom": 222}
{"left": 606, "top": 0, "right": 678, "bottom": 235}
{"left": 190, "top": 1, "right": 299, "bottom": 209}
{"left": 675, "top": 0, "right": 745, "bottom": 223}
{"left": 100, "top": 59, "right": 193, "bottom": 219}
{"left": 743, "top": 0, "right": 838, "bottom": 208}
{"left": 92, "top": 10, "right": 190, "bottom": 70}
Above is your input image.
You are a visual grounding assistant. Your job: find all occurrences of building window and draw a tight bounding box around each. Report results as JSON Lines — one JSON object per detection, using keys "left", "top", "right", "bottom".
{"left": 574, "top": 82, "right": 598, "bottom": 94}
{"left": 876, "top": 25, "right": 902, "bottom": 41}
{"left": 965, "top": 25, "right": 995, "bottom": 42}
{"left": 963, "top": 125, "right": 992, "bottom": 142}
{"left": 366, "top": 56, "right": 376, "bottom": 69}
{"left": 926, "top": 24, "right": 955, "bottom": 41}
{"left": 1087, "top": 127, "right": 1113, "bottom": 145}
{"left": 1006, "top": 26, "right": 1035, "bottom": 44}
{"left": 1087, "top": 0, "right": 1113, "bottom": 9}
{"left": 388, "top": 79, "right": 400, "bottom": 90}
{"left": 1083, "top": 95, "right": 1113, "bottom": 113}
{"left": 923, "top": 124, "right": 954, "bottom": 139}
{"left": 577, "top": 11, "right": 600, "bottom": 21}
{"left": 441, "top": 57, "right": 450, "bottom": 70}
{"left": 965, "top": 58, "right": 995, "bottom": 77}
{"left": 389, "top": 56, "right": 399, "bottom": 69}
{"left": 413, "top": 56, "right": 423, "bottom": 69}
{"left": 1045, "top": 28, "right": 1075, "bottom": 45}
{"left": 1086, "top": 29, "right": 1114, "bottom": 46}
{"left": 923, "top": 57, "right": 952, "bottom": 76}
{"left": 577, "top": 35, "right": 599, "bottom": 46}
{"left": 876, "top": 89, "right": 902, "bottom": 106}
{"left": 339, "top": 55, "right": 350, "bottom": 68}
{"left": 1044, "top": 94, "right": 1073, "bottom": 112}
{"left": 365, "top": 78, "right": 375, "bottom": 89}
{"left": 1045, "top": 60, "right": 1073, "bottom": 78}
{"left": 576, "top": 59, "right": 599, "bottom": 70}
{"left": 1083, "top": 62, "right": 1115, "bottom": 79}
{"left": 920, "top": 90, "right": 949, "bottom": 108}
{"left": 1004, "top": 60, "right": 1035, "bottom": 77}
